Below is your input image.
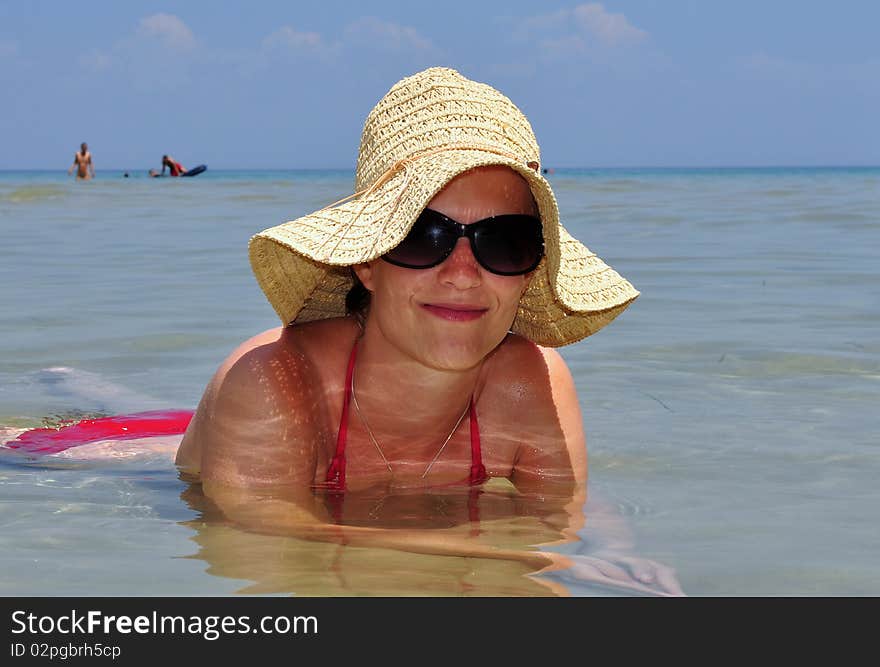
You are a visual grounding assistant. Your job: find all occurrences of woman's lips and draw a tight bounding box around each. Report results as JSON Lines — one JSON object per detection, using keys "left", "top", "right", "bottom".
{"left": 421, "top": 303, "right": 488, "bottom": 321}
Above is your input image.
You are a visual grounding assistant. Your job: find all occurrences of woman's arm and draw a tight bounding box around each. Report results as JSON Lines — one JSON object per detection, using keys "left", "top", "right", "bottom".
{"left": 507, "top": 345, "right": 587, "bottom": 496}
{"left": 176, "top": 328, "right": 325, "bottom": 489}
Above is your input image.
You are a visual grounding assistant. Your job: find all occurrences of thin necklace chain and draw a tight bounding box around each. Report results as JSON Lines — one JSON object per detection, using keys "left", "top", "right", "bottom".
{"left": 350, "top": 364, "right": 470, "bottom": 480}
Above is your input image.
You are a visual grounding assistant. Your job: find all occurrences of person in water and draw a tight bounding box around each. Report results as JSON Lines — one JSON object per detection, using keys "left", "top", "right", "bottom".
{"left": 161, "top": 154, "right": 187, "bottom": 176}
{"left": 176, "top": 66, "right": 640, "bottom": 501}
{"left": 67, "top": 142, "right": 95, "bottom": 180}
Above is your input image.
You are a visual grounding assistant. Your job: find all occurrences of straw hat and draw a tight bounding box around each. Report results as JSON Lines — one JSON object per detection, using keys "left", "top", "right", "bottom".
{"left": 249, "top": 67, "right": 639, "bottom": 347}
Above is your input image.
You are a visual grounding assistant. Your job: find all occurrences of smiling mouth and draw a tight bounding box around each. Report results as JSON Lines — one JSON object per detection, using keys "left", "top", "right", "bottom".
{"left": 421, "top": 303, "right": 489, "bottom": 322}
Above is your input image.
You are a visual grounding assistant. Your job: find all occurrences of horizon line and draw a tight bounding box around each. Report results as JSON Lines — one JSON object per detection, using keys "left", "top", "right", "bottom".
{"left": 3, "top": 164, "right": 880, "bottom": 172}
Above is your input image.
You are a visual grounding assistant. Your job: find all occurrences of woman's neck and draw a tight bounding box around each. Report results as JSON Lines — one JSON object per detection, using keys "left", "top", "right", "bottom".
{"left": 349, "top": 323, "right": 485, "bottom": 459}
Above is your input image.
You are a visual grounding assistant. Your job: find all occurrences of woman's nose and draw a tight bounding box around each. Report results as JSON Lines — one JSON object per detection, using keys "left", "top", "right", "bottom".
{"left": 437, "top": 237, "right": 482, "bottom": 289}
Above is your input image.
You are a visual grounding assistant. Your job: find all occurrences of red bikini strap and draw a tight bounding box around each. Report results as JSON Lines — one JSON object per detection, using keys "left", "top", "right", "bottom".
{"left": 325, "top": 342, "right": 358, "bottom": 488}
{"left": 468, "top": 396, "right": 488, "bottom": 485}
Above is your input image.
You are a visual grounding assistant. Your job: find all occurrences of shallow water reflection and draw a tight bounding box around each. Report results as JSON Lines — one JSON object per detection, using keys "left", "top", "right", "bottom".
{"left": 179, "top": 478, "right": 571, "bottom": 596}
{"left": 178, "top": 477, "right": 681, "bottom": 597}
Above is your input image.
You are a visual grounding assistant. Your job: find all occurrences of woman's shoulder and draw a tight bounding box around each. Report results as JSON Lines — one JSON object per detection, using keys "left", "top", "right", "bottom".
{"left": 177, "top": 318, "right": 358, "bottom": 480}
{"left": 486, "top": 334, "right": 572, "bottom": 392}
{"left": 217, "top": 318, "right": 359, "bottom": 376}
{"left": 481, "top": 334, "right": 580, "bottom": 433}
{"left": 189, "top": 318, "right": 359, "bottom": 425}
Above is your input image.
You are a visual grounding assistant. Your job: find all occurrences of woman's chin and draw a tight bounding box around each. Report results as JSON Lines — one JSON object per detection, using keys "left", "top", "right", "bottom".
{"left": 418, "top": 339, "right": 499, "bottom": 372}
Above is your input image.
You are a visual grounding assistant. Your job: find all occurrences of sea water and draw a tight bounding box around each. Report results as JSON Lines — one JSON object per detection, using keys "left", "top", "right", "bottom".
{"left": 1, "top": 167, "right": 877, "bottom": 595}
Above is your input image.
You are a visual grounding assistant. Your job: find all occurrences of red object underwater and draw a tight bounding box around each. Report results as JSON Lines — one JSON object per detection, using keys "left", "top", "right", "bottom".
{"left": 4, "top": 410, "right": 194, "bottom": 455}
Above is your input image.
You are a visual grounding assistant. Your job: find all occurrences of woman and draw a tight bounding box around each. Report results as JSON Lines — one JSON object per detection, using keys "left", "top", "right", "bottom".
{"left": 175, "top": 67, "right": 639, "bottom": 499}
{"left": 172, "top": 68, "right": 669, "bottom": 594}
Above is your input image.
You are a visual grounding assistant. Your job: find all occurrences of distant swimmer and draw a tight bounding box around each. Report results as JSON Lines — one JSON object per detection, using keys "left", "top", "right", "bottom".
{"left": 67, "top": 143, "right": 95, "bottom": 180}
{"left": 161, "top": 154, "right": 187, "bottom": 177}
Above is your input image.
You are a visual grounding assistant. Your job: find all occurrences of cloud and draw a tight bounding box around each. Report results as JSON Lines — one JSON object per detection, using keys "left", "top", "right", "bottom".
{"left": 136, "top": 13, "right": 196, "bottom": 51}
{"left": 262, "top": 26, "right": 325, "bottom": 51}
{"left": 254, "top": 25, "right": 340, "bottom": 73}
{"left": 572, "top": 3, "right": 647, "bottom": 45}
{"left": 71, "top": 14, "right": 201, "bottom": 91}
{"left": 343, "top": 17, "right": 434, "bottom": 53}
{"left": 251, "top": 17, "right": 436, "bottom": 76}
{"left": 261, "top": 17, "right": 433, "bottom": 55}
{"left": 255, "top": 17, "right": 435, "bottom": 71}
{"left": 72, "top": 14, "right": 197, "bottom": 75}
{"left": 516, "top": 2, "right": 647, "bottom": 56}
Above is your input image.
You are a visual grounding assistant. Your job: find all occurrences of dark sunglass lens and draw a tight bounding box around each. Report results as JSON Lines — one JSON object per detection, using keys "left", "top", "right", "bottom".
{"left": 474, "top": 216, "right": 543, "bottom": 275}
{"left": 384, "top": 213, "right": 455, "bottom": 268}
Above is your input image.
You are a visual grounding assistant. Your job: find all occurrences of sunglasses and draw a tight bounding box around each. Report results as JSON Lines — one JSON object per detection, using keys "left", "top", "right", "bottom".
{"left": 382, "top": 208, "right": 544, "bottom": 276}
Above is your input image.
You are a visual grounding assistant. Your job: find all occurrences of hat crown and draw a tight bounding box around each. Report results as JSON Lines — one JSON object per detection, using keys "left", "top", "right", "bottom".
{"left": 355, "top": 67, "right": 541, "bottom": 191}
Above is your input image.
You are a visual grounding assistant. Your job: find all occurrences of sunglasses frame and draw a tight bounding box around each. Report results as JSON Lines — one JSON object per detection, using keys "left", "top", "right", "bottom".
{"left": 382, "top": 208, "right": 545, "bottom": 276}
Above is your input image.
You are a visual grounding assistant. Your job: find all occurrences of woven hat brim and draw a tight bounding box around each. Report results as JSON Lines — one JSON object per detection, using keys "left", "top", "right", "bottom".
{"left": 514, "top": 224, "right": 639, "bottom": 346}
{"left": 249, "top": 149, "right": 639, "bottom": 346}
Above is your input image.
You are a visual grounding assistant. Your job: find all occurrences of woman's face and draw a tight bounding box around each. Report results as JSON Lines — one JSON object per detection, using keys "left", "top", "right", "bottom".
{"left": 355, "top": 165, "right": 538, "bottom": 370}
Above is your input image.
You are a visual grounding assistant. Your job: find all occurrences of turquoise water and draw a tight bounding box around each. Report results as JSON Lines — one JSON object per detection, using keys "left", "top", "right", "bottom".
{"left": 1, "top": 167, "right": 878, "bottom": 595}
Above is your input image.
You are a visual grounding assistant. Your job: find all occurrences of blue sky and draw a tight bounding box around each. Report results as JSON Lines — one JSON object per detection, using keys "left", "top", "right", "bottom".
{"left": 2, "top": 1, "right": 878, "bottom": 169}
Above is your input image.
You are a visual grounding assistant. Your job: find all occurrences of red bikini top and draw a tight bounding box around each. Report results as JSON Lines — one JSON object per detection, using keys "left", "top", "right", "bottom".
{"left": 320, "top": 341, "right": 488, "bottom": 492}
